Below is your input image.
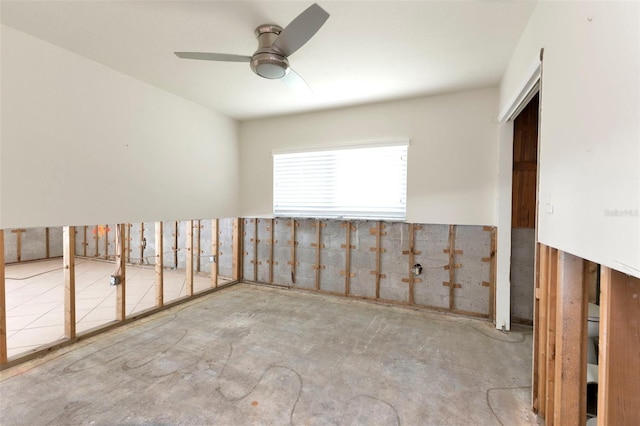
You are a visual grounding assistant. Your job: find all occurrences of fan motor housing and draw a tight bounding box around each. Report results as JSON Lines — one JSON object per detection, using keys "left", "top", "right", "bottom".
{"left": 251, "top": 24, "right": 289, "bottom": 79}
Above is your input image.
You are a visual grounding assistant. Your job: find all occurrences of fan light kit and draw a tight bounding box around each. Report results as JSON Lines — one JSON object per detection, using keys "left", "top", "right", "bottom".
{"left": 175, "top": 3, "right": 329, "bottom": 90}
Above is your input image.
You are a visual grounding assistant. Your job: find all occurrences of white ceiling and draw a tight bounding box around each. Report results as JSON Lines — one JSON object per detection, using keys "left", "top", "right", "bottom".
{"left": 1, "top": 1, "right": 536, "bottom": 121}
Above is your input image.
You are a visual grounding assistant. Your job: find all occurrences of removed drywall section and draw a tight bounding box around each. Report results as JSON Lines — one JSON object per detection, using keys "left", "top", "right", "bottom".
{"left": 1, "top": 25, "right": 239, "bottom": 229}
{"left": 243, "top": 218, "right": 494, "bottom": 318}
{"left": 2, "top": 227, "right": 63, "bottom": 263}
{"left": 239, "top": 87, "right": 499, "bottom": 226}
{"left": 499, "top": 2, "right": 640, "bottom": 277}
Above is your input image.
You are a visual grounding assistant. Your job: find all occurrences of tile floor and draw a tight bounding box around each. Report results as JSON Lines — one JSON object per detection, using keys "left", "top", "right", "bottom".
{"left": 4, "top": 258, "right": 228, "bottom": 359}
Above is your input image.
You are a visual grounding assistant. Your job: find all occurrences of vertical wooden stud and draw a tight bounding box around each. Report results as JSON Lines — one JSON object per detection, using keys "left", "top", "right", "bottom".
{"left": 10, "top": 229, "right": 25, "bottom": 262}
{"left": 155, "top": 222, "right": 163, "bottom": 307}
{"left": 553, "top": 250, "right": 587, "bottom": 426}
{"left": 45, "top": 227, "right": 50, "bottom": 259}
{"left": 598, "top": 268, "right": 640, "bottom": 425}
{"left": 408, "top": 224, "right": 416, "bottom": 304}
{"left": 315, "top": 220, "right": 321, "bottom": 291}
{"left": 232, "top": 218, "right": 241, "bottom": 281}
{"left": 63, "top": 226, "right": 76, "bottom": 339}
{"left": 104, "top": 225, "right": 110, "bottom": 260}
{"left": 173, "top": 221, "right": 179, "bottom": 269}
{"left": 185, "top": 220, "right": 194, "bottom": 296}
{"left": 269, "top": 219, "right": 275, "bottom": 284}
{"left": 93, "top": 225, "right": 99, "bottom": 258}
{"left": 196, "top": 220, "right": 201, "bottom": 272}
{"left": 448, "top": 225, "right": 456, "bottom": 310}
{"left": 343, "top": 221, "right": 352, "bottom": 296}
{"left": 535, "top": 244, "right": 549, "bottom": 416}
{"left": 115, "top": 224, "right": 126, "bottom": 322}
{"left": 489, "top": 227, "right": 497, "bottom": 321}
{"left": 126, "top": 223, "right": 131, "bottom": 263}
{"left": 375, "top": 221, "right": 382, "bottom": 299}
{"left": 0, "top": 230, "right": 7, "bottom": 364}
{"left": 212, "top": 219, "right": 219, "bottom": 287}
{"left": 290, "top": 219, "right": 297, "bottom": 284}
{"left": 139, "top": 222, "right": 145, "bottom": 265}
{"left": 83, "top": 226, "right": 88, "bottom": 257}
{"left": 545, "top": 247, "right": 558, "bottom": 425}
{"left": 253, "top": 219, "right": 259, "bottom": 282}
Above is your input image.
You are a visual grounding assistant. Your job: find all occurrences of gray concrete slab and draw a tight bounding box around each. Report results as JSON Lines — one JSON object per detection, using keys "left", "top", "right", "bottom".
{"left": 0, "top": 284, "right": 539, "bottom": 426}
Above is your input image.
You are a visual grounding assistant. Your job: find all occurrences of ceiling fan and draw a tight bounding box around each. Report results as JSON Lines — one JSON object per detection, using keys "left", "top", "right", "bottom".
{"left": 175, "top": 3, "right": 329, "bottom": 90}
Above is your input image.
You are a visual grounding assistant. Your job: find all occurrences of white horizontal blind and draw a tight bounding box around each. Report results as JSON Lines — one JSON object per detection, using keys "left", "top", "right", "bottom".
{"left": 273, "top": 143, "right": 407, "bottom": 219}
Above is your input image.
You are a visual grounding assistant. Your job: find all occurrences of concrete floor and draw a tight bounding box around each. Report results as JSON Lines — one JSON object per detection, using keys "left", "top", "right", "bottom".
{"left": 0, "top": 284, "right": 541, "bottom": 425}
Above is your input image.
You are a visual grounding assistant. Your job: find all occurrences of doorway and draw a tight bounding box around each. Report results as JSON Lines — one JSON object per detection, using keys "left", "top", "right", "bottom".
{"left": 510, "top": 92, "right": 539, "bottom": 324}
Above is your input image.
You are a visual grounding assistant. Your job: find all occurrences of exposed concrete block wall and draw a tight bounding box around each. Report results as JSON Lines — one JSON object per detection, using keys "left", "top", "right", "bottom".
{"left": 242, "top": 218, "right": 496, "bottom": 318}
{"left": 70, "top": 219, "right": 236, "bottom": 281}
{"left": 217, "top": 218, "right": 235, "bottom": 280}
{"left": 3, "top": 226, "right": 63, "bottom": 263}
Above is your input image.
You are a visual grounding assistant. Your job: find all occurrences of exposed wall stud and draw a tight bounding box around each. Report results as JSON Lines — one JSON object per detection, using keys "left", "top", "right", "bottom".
{"left": 287, "top": 219, "right": 299, "bottom": 284}
{"left": 545, "top": 247, "right": 558, "bottom": 425}
{"left": 598, "top": 267, "right": 640, "bottom": 424}
{"left": 267, "top": 219, "right": 276, "bottom": 284}
{"left": 212, "top": 219, "right": 219, "bottom": 287}
{"left": 253, "top": 219, "right": 259, "bottom": 282}
{"left": 443, "top": 225, "right": 461, "bottom": 309}
{"left": 186, "top": 220, "right": 194, "bottom": 296}
{"left": 82, "top": 226, "right": 88, "bottom": 257}
{"left": 489, "top": 227, "right": 497, "bottom": 321}
{"left": 232, "top": 218, "right": 241, "bottom": 281}
{"left": 126, "top": 223, "right": 132, "bottom": 263}
{"left": 115, "top": 224, "right": 126, "bottom": 321}
{"left": 369, "top": 222, "right": 386, "bottom": 298}
{"left": 173, "top": 221, "right": 179, "bottom": 269}
{"left": 93, "top": 225, "right": 99, "bottom": 257}
{"left": 195, "top": 220, "right": 201, "bottom": 272}
{"left": 155, "top": 222, "right": 163, "bottom": 307}
{"left": 10, "top": 229, "right": 26, "bottom": 262}
{"left": 0, "top": 230, "right": 7, "bottom": 364}
{"left": 45, "top": 227, "right": 50, "bottom": 259}
{"left": 553, "top": 250, "right": 587, "bottom": 425}
{"left": 534, "top": 244, "right": 549, "bottom": 416}
{"left": 340, "top": 221, "right": 356, "bottom": 295}
{"left": 104, "top": 224, "right": 110, "bottom": 260}
{"left": 63, "top": 226, "right": 76, "bottom": 339}
{"left": 139, "top": 222, "right": 145, "bottom": 265}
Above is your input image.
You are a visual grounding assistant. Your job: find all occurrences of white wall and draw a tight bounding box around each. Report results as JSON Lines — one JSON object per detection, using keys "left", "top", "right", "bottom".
{"left": 1, "top": 25, "right": 239, "bottom": 228}
{"left": 240, "top": 88, "right": 500, "bottom": 226}
{"left": 500, "top": 2, "right": 640, "bottom": 278}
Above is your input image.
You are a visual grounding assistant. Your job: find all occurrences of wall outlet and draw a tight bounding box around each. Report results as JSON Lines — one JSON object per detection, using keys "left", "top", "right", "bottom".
{"left": 110, "top": 275, "right": 121, "bottom": 286}
{"left": 210, "top": 255, "right": 217, "bottom": 263}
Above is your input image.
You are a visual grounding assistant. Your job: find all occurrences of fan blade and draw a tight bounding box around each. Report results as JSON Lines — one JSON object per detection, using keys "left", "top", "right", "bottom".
{"left": 272, "top": 3, "right": 329, "bottom": 57}
{"left": 282, "top": 67, "right": 313, "bottom": 94}
{"left": 174, "top": 52, "right": 251, "bottom": 62}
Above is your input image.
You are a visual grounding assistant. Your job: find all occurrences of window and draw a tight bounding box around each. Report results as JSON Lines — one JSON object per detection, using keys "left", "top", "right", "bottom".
{"left": 273, "top": 141, "right": 408, "bottom": 220}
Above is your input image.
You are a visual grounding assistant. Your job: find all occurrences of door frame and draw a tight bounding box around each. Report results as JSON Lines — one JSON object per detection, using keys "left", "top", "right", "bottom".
{"left": 495, "top": 55, "right": 542, "bottom": 331}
